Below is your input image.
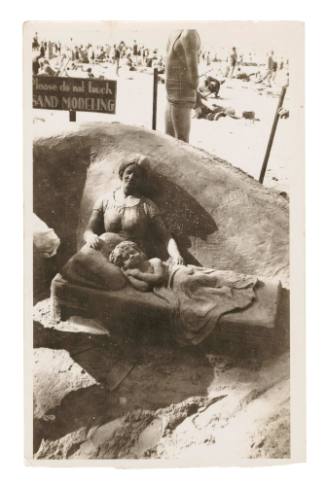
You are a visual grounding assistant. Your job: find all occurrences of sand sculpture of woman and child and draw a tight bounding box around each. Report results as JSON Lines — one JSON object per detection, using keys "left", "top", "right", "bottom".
{"left": 62, "top": 154, "right": 258, "bottom": 344}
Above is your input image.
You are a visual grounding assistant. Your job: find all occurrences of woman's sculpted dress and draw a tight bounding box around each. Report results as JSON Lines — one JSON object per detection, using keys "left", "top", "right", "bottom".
{"left": 91, "top": 188, "right": 161, "bottom": 253}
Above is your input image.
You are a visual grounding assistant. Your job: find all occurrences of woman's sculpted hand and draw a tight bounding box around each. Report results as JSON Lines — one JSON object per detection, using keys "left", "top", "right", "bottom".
{"left": 173, "top": 254, "right": 184, "bottom": 266}
{"left": 87, "top": 233, "right": 104, "bottom": 250}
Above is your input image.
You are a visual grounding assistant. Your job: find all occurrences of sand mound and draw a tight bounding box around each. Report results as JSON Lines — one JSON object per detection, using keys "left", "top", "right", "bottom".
{"left": 33, "top": 302, "right": 290, "bottom": 461}
{"left": 33, "top": 122, "right": 289, "bottom": 298}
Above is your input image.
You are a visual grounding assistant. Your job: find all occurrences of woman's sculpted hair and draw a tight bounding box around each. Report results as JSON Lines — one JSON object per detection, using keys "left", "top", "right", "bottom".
{"left": 118, "top": 154, "right": 150, "bottom": 180}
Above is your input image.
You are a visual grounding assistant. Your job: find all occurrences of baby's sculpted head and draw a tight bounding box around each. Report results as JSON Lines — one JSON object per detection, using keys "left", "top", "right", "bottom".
{"left": 109, "top": 240, "right": 146, "bottom": 270}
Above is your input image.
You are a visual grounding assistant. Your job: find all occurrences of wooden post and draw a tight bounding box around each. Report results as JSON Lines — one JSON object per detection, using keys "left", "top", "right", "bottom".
{"left": 69, "top": 110, "right": 76, "bottom": 122}
{"left": 259, "top": 85, "right": 287, "bottom": 184}
{"left": 152, "top": 68, "right": 158, "bottom": 130}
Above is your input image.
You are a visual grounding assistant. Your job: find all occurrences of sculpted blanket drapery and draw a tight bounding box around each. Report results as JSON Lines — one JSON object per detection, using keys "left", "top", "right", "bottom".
{"left": 153, "top": 266, "right": 258, "bottom": 345}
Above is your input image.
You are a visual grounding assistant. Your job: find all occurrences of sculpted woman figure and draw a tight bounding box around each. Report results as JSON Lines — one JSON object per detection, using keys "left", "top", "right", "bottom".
{"left": 83, "top": 154, "right": 183, "bottom": 265}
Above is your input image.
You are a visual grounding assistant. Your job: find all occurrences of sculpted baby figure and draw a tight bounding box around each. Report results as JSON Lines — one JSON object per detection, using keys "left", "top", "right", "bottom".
{"left": 109, "top": 240, "right": 169, "bottom": 292}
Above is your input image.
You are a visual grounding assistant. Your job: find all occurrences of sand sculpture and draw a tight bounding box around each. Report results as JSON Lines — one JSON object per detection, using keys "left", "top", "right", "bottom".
{"left": 33, "top": 122, "right": 289, "bottom": 298}
{"left": 32, "top": 122, "right": 290, "bottom": 460}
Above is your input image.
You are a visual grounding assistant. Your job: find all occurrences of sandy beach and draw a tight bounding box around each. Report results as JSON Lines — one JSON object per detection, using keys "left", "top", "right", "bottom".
{"left": 33, "top": 61, "right": 291, "bottom": 193}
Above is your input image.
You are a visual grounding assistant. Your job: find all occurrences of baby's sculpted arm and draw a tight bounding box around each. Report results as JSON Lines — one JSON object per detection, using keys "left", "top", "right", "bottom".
{"left": 123, "top": 274, "right": 150, "bottom": 292}
{"left": 125, "top": 259, "right": 166, "bottom": 286}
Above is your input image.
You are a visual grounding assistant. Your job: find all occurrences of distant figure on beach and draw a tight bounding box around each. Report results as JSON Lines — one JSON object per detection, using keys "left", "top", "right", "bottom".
{"left": 133, "top": 40, "right": 138, "bottom": 63}
{"left": 38, "top": 59, "right": 57, "bottom": 77}
{"left": 114, "top": 44, "right": 121, "bottom": 76}
{"left": 40, "top": 42, "right": 46, "bottom": 58}
{"left": 165, "top": 29, "right": 201, "bottom": 143}
{"left": 229, "top": 47, "right": 238, "bottom": 78}
{"left": 32, "top": 32, "right": 39, "bottom": 50}
{"left": 266, "top": 51, "right": 275, "bottom": 85}
{"left": 32, "top": 51, "right": 41, "bottom": 75}
{"left": 86, "top": 67, "right": 95, "bottom": 78}
{"left": 257, "top": 51, "right": 276, "bottom": 87}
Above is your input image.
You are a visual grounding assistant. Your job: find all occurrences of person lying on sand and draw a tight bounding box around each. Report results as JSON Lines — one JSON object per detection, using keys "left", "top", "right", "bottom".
{"left": 198, "top": 75, "right": 224, "bottom": 99}
{"left": 38, "top": 59, "right": 58, "bottom": 77}
{"left": 193, "top": 91, "right": 237, "bottom": 121}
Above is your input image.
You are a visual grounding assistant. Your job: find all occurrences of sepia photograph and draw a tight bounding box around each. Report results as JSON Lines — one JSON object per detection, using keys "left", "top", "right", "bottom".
{"left": 24, "top": 20, "right": 304, "bottom": 466}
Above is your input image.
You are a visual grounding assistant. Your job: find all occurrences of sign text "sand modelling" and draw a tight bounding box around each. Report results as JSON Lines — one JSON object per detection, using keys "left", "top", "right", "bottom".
{"left": 33, "top": 76, "right": 117, "bottom": 114}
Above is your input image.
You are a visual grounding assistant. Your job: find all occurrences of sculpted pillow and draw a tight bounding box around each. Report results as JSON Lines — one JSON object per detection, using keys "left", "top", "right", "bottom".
{"left": 61, "top": 233, "right": 126, "bottom": 291}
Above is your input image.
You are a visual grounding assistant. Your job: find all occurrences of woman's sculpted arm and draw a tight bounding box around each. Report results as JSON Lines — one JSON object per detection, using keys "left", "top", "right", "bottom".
{"left": 151, "top": 215, "right": 184, "bottom": 265}
{"left": 84, "top": 197, "right": 105, "bottom": 250}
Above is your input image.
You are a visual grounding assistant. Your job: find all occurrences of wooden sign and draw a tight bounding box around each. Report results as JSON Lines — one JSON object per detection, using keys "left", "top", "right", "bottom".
{"left": 33, "top": 76, "right": 117, "bottom": 114}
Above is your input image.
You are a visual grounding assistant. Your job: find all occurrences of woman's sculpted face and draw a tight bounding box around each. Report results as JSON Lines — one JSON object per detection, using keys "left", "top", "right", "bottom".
{"left": 122, "top": 163, "right": 143, "bottom": 194}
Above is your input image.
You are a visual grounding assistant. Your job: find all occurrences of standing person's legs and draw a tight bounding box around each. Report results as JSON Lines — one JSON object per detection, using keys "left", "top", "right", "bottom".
{"left": 165, "top": 103, "right": 192, "bottom": 143}
{"left": 165, "top": 103, "right": 175, "bottom": 138}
